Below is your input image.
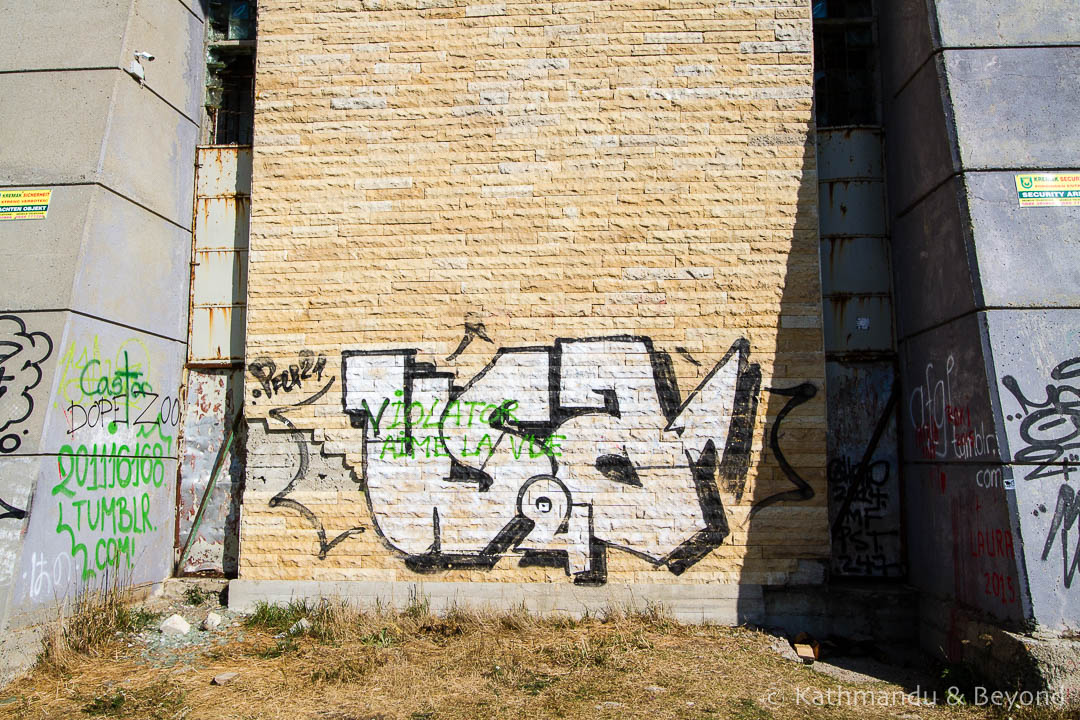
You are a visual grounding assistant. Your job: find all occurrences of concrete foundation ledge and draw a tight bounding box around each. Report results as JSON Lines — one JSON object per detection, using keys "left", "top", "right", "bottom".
{"left": 920, "top": 594, "right": 1080, "bottom": 695}
{"left": 227, "top": 579, "right": 766, "bottom": 625}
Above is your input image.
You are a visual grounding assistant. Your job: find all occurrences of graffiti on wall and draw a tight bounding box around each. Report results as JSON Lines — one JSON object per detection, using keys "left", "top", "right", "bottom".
{"left": 249, "top": 349, "right": 329, "bottom": 402}
{"left": 48, "top": 338, "right": 178, "bottom": 582}
{"left": 756, "top": 382, "right": 817, "bottom": 516}
{"left": 909, "top": 354, "right": 999, "bottom": 462}
{"left": 267, "top": 376, "right": 367, "bottom": 560}
{"left": 828, "top": 382, "right": 901, "bottom": 577}
{"left": 1002, "top": 356, "right": 1080, "bottom": 483}
{"left": 1003, "top": 355, "right": 1080, "bottom": 587}
{"left": 0, "top": 314, "right": 54, "bottom": 456}
{"left": 0, "top": 315, "right": 52, "bottom": 525}
{"left": 333, "top": 335, "right": 763, "bottom": 584}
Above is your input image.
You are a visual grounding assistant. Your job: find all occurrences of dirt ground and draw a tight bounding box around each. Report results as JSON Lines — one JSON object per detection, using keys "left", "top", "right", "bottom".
{"left": 0, "top": 583, "right": 1074, "bottom": 720}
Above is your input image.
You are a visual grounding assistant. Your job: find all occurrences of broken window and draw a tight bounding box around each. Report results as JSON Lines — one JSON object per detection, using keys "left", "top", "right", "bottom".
{"left": 203, "top": 0, "right": 256, "bottom": 145}
{"left": 813, "top": 0, "right": 879, "bottom": 127}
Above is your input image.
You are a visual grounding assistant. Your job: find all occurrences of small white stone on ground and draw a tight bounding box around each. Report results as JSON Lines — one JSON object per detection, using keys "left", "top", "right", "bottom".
{"left": 159, "top": 614, "right": 191, "bottom": 636}
{"left": 645, "top": 685, "right": 666, "bottom": 694}
{"left": 203, "top": 612, "right": 223, "bottom": 631}
{"left": 211, "top": 672, "right": 239, "bottom": 685}
{"left": 596, "top": 702, "right": 623, "bottom": 709}
{"left": 289, "top": 618, "right": 312, "bottom": 634}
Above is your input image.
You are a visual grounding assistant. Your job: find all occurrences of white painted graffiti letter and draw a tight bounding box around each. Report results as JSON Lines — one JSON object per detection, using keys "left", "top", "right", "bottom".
{"left": 342, "top": 336, "right": 760, "bottom": 584}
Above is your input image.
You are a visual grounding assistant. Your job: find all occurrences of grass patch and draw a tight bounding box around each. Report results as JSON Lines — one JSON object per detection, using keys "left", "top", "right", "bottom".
{"left": 12, "top": 596, "right": 1069, "bottom": 720}
{"left": 257, "top": 636, "right": 299, "bottom": 659}
{"left": 309, "top": 651, "right": 390, "bottom": 684}
{"left": 359, "top": 627, "right": 397, "bottom": 648}
{"left": 81, "top": 680, "right": 185, "bottom": 719}
{"left": 726, "top": 698, "right": 774, "bottom": 720}
{"left": 244, "top": 599, "right": 311, "bottom": 635}
{"left": 518, "top": 671, "right": 558, "bottom": 695}
{"left": 82, "top": 691, "right": 125, "bottom": 715}
{"left": 38, "top": 581, "right": 159, "bottom": 674}
{"left": 182, "top": 585, "right": 213, "bottom": 606}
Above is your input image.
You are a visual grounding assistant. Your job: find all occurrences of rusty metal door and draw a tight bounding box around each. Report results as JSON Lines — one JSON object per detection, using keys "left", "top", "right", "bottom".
{"left": 190, "top": 146, "right": 250, "bottom": 363}
{"left": 818, "top": 128, "right": 904, "bottom": 579}
{"left": 175, "top": 146, "right": 250, "bottom": 576}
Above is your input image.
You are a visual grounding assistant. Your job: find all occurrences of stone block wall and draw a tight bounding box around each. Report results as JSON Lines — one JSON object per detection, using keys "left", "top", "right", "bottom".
{"left": 240, "top": 0, "right": 826, "bottom": 599}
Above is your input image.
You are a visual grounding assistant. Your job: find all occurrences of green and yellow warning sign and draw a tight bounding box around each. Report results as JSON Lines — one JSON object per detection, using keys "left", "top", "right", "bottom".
{"left": 0, "top": 188, "right": 51, "bottom": 220}
{"left": 1015, "top": 173, "right": 1080, "bottom": 207}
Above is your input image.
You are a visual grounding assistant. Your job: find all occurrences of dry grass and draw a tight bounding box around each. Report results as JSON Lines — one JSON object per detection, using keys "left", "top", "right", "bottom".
{"left": 1, "top": 596, "right": 1075, "bottom": 720}
{"left": 35, "top": 581, "right": 158, "bottom": 677}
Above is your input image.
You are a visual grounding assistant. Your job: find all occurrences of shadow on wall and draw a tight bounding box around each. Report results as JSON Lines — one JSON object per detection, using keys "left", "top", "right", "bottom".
{"left": 737, "top": 127, "right": 828, "bottom": 621}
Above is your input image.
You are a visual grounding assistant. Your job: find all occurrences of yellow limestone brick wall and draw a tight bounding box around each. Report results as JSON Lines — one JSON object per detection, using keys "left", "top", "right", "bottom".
{"left": 241, "top": 0, "right": 826, "bottom": 588}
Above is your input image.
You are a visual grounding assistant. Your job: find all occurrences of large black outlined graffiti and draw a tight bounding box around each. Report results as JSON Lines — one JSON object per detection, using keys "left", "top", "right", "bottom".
{"left": 342, "top": 336, "right": 762, "bottom": 584}
{"left": 0, "top": 315, "right": 53, "bottom": 521}
{"left": 266, "top": 377, "right": 366, "bottom": 559}
{"left": 0, "top": 314, "right": 54, "bottom": 455}
{"left": 1002, "top": 356, "right": 1080, "bottom": 483}
{"left": 828, "top": 383, "right": 901, "bottom": 577}
{"left": 1004, "top": 356, "right": 1080, "bottom": 587}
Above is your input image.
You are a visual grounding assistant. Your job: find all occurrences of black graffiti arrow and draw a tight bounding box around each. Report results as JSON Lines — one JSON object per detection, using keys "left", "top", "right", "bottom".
{"left": 268, "top": 377, "right": 365, "bottom": 560}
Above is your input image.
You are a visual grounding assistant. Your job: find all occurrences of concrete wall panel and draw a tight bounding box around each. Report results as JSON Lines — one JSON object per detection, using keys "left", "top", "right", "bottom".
{"left": 966, "top": 171, "right": 1080, "bottom": 309}
{"left": 947, "top": 48, "right": 1080, "bottom": 171}
{"left": 5, "top": 312, "right": 184, "bottom": 618}
{"left": 0, "top": 71, "right": 116, "bottom": 186}
{"left": 0, "top": 70, "right": 198, "bottom": 229}
{"left": 890, "top": 177, "right": 979, "bottom": 340}
{"left": 883, "top": 55, "right": 956, "bottom": 215}
{"left": 0, "top": 0, "right": 129, "bottom": 72}
{"left": 73, "top": 188, "right": 193, "bottom": 340}
{"left": 0, "top": 457, "right": 39, "bottom": 624}
{"left": 0, "top": 188, "right": 91, "bottom": 312}
{"left": 37, "top": 315, "right": 185, "bottom": 456}
{"left": 900, "top": 313, "right": 1003, "bottom": 467}
{"left": 100, "top": 76, "right": 199, "bottom": 228}
{"left": 10, "top": 456, "right": 178, "bottom": 614}
{"left": 125, "top": 0, "right": 207, "bottom": 121}
{"left": 987, "top": 309, "right": 1080, "bottom": 630}
{"left": 903, "top": 460, "right": 1024, "bottom": 625}
{"left": 935, "top": 0, "right": 1080, "bottom": 48}
{"left": 876, "top": 0, "right": 936, "bottom": 99}
{"left": 0, "top": 312, "right": 68, "bottom": 457}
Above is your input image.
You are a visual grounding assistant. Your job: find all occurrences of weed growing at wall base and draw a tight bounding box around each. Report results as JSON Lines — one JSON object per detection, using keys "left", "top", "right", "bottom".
{"left": 37, "top": 576, "right": 158, "bottom": 675}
